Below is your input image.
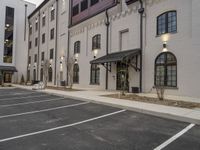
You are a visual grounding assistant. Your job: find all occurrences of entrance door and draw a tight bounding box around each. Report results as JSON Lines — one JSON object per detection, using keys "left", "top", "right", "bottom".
{"left": 116, "top": 62, "right": 129, "bottom": 91}
{"left": 4, "top": 72, "right": 12, "bottom": 83}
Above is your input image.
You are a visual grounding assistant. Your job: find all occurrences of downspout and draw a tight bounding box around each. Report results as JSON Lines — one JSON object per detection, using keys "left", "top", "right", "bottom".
{"left": 54, "top": 0, "right": 59, "bottom": 86}
{"left": 138, "top": 0, "right": 144, "bottom": 93}
{"left": 27, "top": 19, "right": 30, "bottom": 82}
{"left": 37, "top": 11, "right": 41, "bottom": 80}
{"left": 105, "top": 10, "right": 110, "bottom": 90}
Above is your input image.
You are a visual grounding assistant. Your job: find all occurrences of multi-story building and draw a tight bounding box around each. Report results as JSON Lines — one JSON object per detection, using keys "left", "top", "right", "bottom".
{"left": 27, "top": 0, "right": 68, "bottom": 86}
{"left": 28, "top": 0, "right": 200, "bottom": 98}
{"left": 0, "top": 0, "right": 35, "bottom": 85}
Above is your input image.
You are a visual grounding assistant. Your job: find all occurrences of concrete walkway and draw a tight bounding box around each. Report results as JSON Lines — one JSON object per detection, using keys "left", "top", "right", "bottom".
{"left": 12, "top": 84, "right": 200, "bottom": 125}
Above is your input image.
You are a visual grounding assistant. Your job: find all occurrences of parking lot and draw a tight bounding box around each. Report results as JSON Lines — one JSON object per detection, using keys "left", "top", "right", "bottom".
{"left": 0, "top": 88, "right": 199, "bottom": 150}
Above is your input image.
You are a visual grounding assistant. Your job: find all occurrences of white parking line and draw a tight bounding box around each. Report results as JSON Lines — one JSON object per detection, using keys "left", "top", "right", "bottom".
{"left": 0, "top": 98, "right": 66, "bottom": 107}
{"left": 0, "top": 94, "right": 47, "bottom": 101}
{"left": 0, "top": 101, "right": 90, "bottom": 119}
{"left": 0, "top": 109, "right": 125, "bottom": 143}
{"left": 154, "top": 123, "right": 195, "bottom": 150}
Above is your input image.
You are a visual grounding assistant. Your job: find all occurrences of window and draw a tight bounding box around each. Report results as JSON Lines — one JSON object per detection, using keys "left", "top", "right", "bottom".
{"left": 35, "top": 37, "right": 38, "bottom": 47}
{"left": 35, "top": 21, "right": 38, "bottom": 31}
{"left": 27, "top": 70, "right": 30, "bottom": 81}
{"left": 29, "top": 26, "right": 32, "bottom": 35}
{"left": 157, "top": 11, "right": 177, "bottom": 35}
{"left": 29, "top": 41, "right": 32, "bottom": 49}
{"left": 81, "top": 0, "right": 88, "bottom": 12}
{"left": 4, "top": 6, "right": 14, "bottom": 63}
{"left": 50, "top": 28, "right": 54, "bottom": 40}
{"left": 74, "top": 41, "right": 80, "bottom": 54}
{"left": 72, "top": 4, "right": 79, "bottom": 16}
{"left": 50, "top": 49, "right": 54, "bottom": 59}
{"left": 33, "top": 69, "right": 36, "bottom": 81}
{"left": 92, "top": 34, "right": 101, "bottom": 50}
{"left": 28, "top": 56, "right": 31, "bottom": 64}
{"left": 73, "top": 64, "right": 79, "bottom": 83}
{"left": 34, "top": 54, "right": 37, "bottom": 63}
{"left": 90, "top": 64, "right": 100, "bottom": 84}
{"left": 41, "top": 52, "right": 44, "bottom": 61}
{"left": 42, "top": 16, "right": 46, "bottom": 27}
{"left": 40, "top": 68, "right": 43, "bottom": 81}
{"left": 42, "top": 33, "right": 45, "bottom": 44}
{"left": 155, "top": 52, "right": 177, "bottom": 87}
{"left": 90, "top": 0, "right": 99, "bottom": 6}
{"left": 51, "top": 8, "right": 55, "bottom": 21}
{"left": 48, "top": 67, "right": 53, "bottom": 82}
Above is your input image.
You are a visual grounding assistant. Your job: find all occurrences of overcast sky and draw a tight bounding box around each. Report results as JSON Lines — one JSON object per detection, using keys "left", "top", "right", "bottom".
{"left": 26, "top": 0, "right": 44, "bottom": 7}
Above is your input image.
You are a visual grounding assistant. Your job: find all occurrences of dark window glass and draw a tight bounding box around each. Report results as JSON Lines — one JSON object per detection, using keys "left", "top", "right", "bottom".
{"left": 90, "top": 64, "right": 100, "bottom": 84}
{"left": 42, "top": 33, "right": 45, "bottom": 43}
{"left": 4, "top": 6, "right": 14, "bottom": 63}
{"left": 29, "top": 41, "right": 32, "bottom": 49}
{"left": 40, "top": 68, "right": 43, "bottom": 81}
{"left": 28, "top": 56, "right": 31, "bottom": 64}
{"left": 74, "top": 41, "right": 80, "bottom": 54}
{"left": 73, "top": 64, "right": 79, "bottom": 83}
{"left": 29, "top": 26, "right": 32, "bottom": 35}
{"left": 42, "top": 16, "right": 46, "bottom": 26}
{"left": 33, "top": 69, "right": 36, "bottom": 81}
{"left": 27, "top": 70, "right": 30, "bottom": 81}
{"left": 157, "top": 11, "right": 177, "bottom": 35}
{"left": 50, "top": 49, "right": 54, "bottom": 59}
{"left": 51, "top": 9, "right": 55, "bottom": 21}
{"left": 90, "top": 0, "right": 99, "bottom": 6}
{"left": 72, "top": 4, "right": 79, "bottom": 16}
{"left": 34, "top": 54, "right": 37, "bottom": 63}
{"left": 155, "top": 52, "right": 177, "bottom": 87}
{"left": 41, "top": 52, "right": 44, "bottom": 61}
{"left": 81, "top": 0, "right": 88, "bottom": 12}
{"left": 35, "top": 37, "right": 38, "bottom": 47}
{"left": 50, "top": 28, "right": 54, "bottom": 40}
{"left": 48, "top": 67, "right": 53, "bottom": 82}
{"left": 92, "top": 34, "right": 101, "bottom": 50}
{"left": 35, "top": 21, "right": 38, "bottom": 31}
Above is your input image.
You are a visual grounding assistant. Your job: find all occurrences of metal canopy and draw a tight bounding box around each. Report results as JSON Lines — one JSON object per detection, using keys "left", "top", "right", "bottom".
{"left": 90, "top": 49, "right": 141, "bottom": 64}
{"left": 0, "top": 66, "right": 17, "bottom": 72}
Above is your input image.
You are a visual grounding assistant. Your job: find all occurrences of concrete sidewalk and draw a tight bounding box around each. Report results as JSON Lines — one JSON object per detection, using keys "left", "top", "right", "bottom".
{"left": 12, "top": 84, "right": 200, "bottom": 125}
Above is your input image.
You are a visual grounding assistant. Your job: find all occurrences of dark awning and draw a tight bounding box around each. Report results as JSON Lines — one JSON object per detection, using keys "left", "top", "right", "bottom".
{"left": 0, "top": 66, "right": 17, "bottom": 72}
{"left": 90, "top": 49, "right": 141, "bottom": 64}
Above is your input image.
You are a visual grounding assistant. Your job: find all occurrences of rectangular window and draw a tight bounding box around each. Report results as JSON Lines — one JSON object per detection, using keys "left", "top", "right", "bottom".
{"left": 50, "top": 49, "right": 54, "bottom": 59}
{"left": 42, "top": 33, "right": 45, "bottom": 44}
{"left": 41, "top": 52, "right": 45, "bottom": 61}
{"left": 35, "top": 37, "right": 38, "bottom": 47}
{"left": 74, "top": 41, "right": 80, "bottom": 54}
{"left": 4, "top": 6, "right": 14, "bottom": 63}
{"left": 90, "top": 0, "right": 99, "bottom": 6}
{"left": 81, "top": 0, "right": 88, "bottom": 12}
{"left": 72, "top": 4, "right": 79, "bottom": 16}
{"left": 90, "top": 64, "right": 100, "bottom": 84}
{"left": 50, "top": 28, "right": 54, "bottom": 40}
{"left": 92, "top": 34, "right": 101, "bottom": 50}
{"left": 28, "top": 56, "right": 31, "bottom": 64}
{"left": 35, "top": 21, "right": 38, "bottom": 31}
{"left": 29, "top": 26, "right": 32, "bottom": 35}
{"left": 42, "top": 16, "right": 46, "bottom": 26}
{"left": 34, "top": 54, "right": 37, "bottom": 63}
{"left": 29, "top": 41, "right": 32, "bottom": 49}
{"left": 51, "top": 9, "right": 55, "bottom": 21}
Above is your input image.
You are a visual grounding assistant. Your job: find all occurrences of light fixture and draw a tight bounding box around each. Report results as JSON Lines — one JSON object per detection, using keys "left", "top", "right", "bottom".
{"left": 162, "top": 41, "right": 168, "bottom": 52}
{"left": 34, "top": 62, "right": 37, "bottom": 67}
{"left": 6, "top": 24, "right": 10, "bottom": 27}
{"left": 51, "top": 5, "right": 54, "bottom": 10}
{"left": 93, "top": 49, "right": 99, "bottom": 59}
{"left": 28, "top": 64, "right": 31, "bottom": 67}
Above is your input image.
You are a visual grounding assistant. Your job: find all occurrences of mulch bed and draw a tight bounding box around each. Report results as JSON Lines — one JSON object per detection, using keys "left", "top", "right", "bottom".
{"left": 47, "top": 86, "right": 82, "bottom": 92}
{"left": 103, "top": 94, "right": 200, "bottom": 109}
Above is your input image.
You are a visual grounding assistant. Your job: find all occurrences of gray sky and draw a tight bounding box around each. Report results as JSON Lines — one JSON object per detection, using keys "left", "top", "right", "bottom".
{"left": 26, "top": 0, "right": 44, "bottom": 7}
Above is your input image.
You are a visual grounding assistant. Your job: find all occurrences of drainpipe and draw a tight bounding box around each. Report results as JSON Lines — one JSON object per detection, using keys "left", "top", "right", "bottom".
{"left": 27, "top": 19, "right": 30, "bottom": 82}
{"left": 105, "top": 10, "right": 110, "bottom": 90}
{"left": 54, "top": 0, "right": 58, "bottom": 86}
{"left": 37, "top": 11, "right": 41, "bottom": 81}
{"left": 138, "top": 0, "right": 144, "bottom": 93}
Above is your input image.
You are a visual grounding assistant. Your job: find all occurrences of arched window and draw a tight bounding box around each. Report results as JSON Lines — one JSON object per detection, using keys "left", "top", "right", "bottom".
{"left": 40, "top": 68, "right": 43, "bottom": 81}
{"left": 90, "top": 64, "right": 100, "bottom": 85}
{"left": 74, "top": 41, "right": 80, "bottom": 54}
{"left": 73, "top": 64, "right": 79, "bottom": 83}
{"left": 157, "top": 11, "right": 177, "bottom": 35}
{"left": 27, "top": 70, "right": 30, "bottom": 81}
{"left": 155, "top": 52, "right": 177, "bottom": 87}
{"left": 48, "top": 67, "right": 53, "bottom": 82}
{"left": 92, "top": 34, "right": 101, "bottom": 50}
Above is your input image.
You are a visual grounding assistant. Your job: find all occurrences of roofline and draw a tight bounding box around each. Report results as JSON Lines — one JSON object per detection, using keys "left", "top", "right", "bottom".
{"left": 28, "top": 0, "right": 50, "bottom": 19}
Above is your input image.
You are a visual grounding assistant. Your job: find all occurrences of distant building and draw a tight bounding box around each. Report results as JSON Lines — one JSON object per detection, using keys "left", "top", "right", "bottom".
{"left": 0, "top": 0, "right": 35, "bottom": 85}
{"left": 28, "top": 0, "right": 200, "bottom": 98}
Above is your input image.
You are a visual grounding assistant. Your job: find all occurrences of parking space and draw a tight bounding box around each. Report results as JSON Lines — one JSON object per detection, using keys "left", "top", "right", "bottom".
{"left": 0, "top": 88, "right": 199, "bottom": 150}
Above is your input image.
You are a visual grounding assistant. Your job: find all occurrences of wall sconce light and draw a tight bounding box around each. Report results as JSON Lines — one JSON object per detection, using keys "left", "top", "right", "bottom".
{"left": 162, "top": 41, "right": 168, "bottom": 52}
{"left": 34, "top": 62, "right": 37, "bottom": 67}
{"left": 28, "top": 64, "right": 31, "bottom": 68}
{"left": 93, "top": 49, "right": 99, "bottom": 59}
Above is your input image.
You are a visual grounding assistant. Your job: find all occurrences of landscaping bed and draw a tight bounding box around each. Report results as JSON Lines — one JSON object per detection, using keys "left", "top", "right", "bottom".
{"left": 46, "top": 86, "right": 82, "bottom": 92}
{"left": 103, "top": 94, "right": 200, "bottom": 109}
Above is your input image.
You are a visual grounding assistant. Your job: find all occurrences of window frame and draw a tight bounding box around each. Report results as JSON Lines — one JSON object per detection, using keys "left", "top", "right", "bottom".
{"left": 73, "top": 64, "right": 79, "bottom": 83}
{"left": 90, "top": 0, "right": 99, "bottom": 6}
{"left": 92, "top": 34, "right": 101, "bottom": 50}
{"left": 74, "top": 41, "right": 81, "bottom": 54}
{"left": 90, "top": 64, "right": 100, "bottom": 85}
{"left": 72, "top": 4, "right": 79, "bottom": 16}
{"left": 50, "top": 28, "right": 54, "bottom": 40}
{"left": 50, "top": 49, "right": 54, "bottom": 59}
{"left": 157, "top": 11, "right": 177, "bottom": 36}
{"left": 154, "top": 52, "right": 177, "bottom": 88}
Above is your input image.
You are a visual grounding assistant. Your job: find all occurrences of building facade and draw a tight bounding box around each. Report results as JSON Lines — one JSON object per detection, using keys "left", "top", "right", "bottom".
{"left": 0, "top": 0, "right": 35, "bottom": 85}
{"left": 28, "top": 0, "right": 200, "bottom": 98}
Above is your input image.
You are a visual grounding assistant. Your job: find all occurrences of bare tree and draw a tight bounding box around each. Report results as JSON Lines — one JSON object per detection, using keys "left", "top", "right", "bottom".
{"left": 155, "top": 69, "right": 165, "bottom": 101}
{"left": 43, "top": 59, "right": 50, "bottom": 88}
{"left": 65, "top": 56, "right": 75, "bottom": 89}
